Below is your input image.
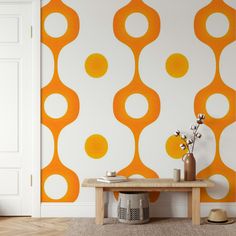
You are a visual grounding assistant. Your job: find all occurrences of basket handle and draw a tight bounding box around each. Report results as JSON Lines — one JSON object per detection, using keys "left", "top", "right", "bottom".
{"left": 139, "top": 199, "right": 143, "bottom": 220}
{"left": 127, "top": 200, "right": 130, "bottom": 220}
{"left": 117, "top": 198, "right": 121, "bottom": 218}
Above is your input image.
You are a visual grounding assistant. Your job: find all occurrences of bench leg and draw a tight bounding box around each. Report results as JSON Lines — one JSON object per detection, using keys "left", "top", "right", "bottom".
{"left": 95, "top": 187, "right": 104, "bottom": 225}
{"left": 187, "top": 191, "right": 192, "bottom": 218}
{"left": 192, "top": 188, "right": 200, "bottom": 225}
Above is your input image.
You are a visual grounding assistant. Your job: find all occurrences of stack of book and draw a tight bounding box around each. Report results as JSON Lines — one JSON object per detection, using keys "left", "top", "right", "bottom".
{"left": 96, "top": 176, "right": 128, "bottom": 183}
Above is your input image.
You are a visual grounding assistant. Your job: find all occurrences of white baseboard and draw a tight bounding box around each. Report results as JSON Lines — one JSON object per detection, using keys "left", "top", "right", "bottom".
{"left": 200, "top": 203, "right": 236, "bottom": 217}
{"left": 41, "top": 202, "right": 236, "bottom": 217}
{"left": 41, "top": 202, "right": 95, "bottom": 217}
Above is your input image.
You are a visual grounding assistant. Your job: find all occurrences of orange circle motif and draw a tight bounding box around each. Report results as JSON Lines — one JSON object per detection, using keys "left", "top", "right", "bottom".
{"left": 85, "top": 53, "right": 108, "bottom": 78}
{"left": 85, "top": 134, "right": 108, "bottom": 159}
{"left": 166, "top": 53, "right": 189, "bottom": 78}
{"left": 166, "top": 135, "right": 188, "bottom": 159}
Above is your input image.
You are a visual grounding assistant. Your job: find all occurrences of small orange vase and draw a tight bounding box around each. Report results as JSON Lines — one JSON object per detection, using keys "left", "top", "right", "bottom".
{"left": 182, "top": 153, "right": 196, "bottom": 181}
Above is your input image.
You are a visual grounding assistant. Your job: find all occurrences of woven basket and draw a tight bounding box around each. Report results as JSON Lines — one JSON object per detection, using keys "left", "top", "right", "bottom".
{"left": 117, "top": 192, "right": 149, "bottom": 224}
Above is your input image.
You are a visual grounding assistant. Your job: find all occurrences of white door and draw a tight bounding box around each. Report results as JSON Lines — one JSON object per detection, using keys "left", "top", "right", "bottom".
{"left": 0, "top": 3, "right": 32, "bottom": 215}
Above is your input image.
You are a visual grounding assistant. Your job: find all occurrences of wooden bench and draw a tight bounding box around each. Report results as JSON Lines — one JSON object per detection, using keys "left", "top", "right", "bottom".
{"left": 82, "top": 178, "right": 214, "bottom": 225}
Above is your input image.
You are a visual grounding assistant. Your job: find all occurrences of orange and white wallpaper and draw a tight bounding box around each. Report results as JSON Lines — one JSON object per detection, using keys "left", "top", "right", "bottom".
{"left": 41, "top": 0, "right": 236, "bottom": 212}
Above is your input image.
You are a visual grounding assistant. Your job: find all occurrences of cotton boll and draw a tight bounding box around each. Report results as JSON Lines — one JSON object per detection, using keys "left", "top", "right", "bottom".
{"left": 196, "top": 133, "right": 202, "bottom": 138}
{"left": 180, "top": 144, "right": 186, "bottom": 150}
{"left": 187, "top": 139, "right": 193, "bottom": 145}
{"left": 174, "top": 129, "right": 181, "bottom": 136}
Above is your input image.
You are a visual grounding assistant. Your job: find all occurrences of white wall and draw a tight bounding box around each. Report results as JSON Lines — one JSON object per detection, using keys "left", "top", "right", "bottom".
{"left": 41, "top": 0, "right": 236, "bottom": 217}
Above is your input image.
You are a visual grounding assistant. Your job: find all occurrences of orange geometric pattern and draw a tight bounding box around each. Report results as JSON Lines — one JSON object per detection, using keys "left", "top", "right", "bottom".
{"left": 40, "top": 0, "right": 235, "bottom": 205}
{"left": 113, "top": 0, "right": 161, "bottom": 202}
{"left": 41, "top": 0, "right": 80, "bottom": 202}
{"left": 194, "top": 0, "right": 236, "bottom": 202}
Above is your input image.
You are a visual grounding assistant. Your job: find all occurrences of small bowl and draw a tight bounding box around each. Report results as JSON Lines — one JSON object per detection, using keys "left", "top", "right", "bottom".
{"left": 106, "top": 171, "right": 116, "bottom": 177}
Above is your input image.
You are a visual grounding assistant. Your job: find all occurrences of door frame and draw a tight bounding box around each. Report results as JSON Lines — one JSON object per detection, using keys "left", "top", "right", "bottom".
{"left": 0, "top": 0, "right": 41, "bottom": 217}
{"left": 31, "top": 0, "right": 41, "bottom": 218}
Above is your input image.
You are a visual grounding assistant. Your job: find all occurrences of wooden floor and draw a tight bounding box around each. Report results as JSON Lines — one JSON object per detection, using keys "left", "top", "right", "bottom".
{"left": 0, "top": 217, "right": 235, "bottom": 236}
{"left": 0, "top": 217, "right": 71, "bottom": 236}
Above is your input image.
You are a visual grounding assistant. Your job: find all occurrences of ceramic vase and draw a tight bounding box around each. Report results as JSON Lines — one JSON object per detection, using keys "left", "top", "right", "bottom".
{"left": 182, "top": 153, "right": 196, "bottom": 181}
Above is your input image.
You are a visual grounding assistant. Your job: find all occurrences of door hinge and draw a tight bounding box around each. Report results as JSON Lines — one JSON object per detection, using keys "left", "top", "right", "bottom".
{"left": 30, "top": 26, "right": 33, "bottom": 38}
{"left": 30, "top": 174, "right": 33, "bottom": 187}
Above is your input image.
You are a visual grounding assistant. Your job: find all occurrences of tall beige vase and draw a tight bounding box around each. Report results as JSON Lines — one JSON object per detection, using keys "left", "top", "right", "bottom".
{"left": 182, "top": 153, "right": 196, "bottom": 181}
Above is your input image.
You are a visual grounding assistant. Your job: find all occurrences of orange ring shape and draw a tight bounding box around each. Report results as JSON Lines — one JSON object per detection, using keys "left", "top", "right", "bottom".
{"left": 194, "top": 80, "right": 236, "bottom": 135}
{"left": 41, "top": 151, "right": 80, "bottom": 202}
{"left": 114, "top": 159, "right": 160, "bottom": 202}
{"left": 197, "top": 160, "right": 236, "bottom": 202}
{"left": 113, "top": 0, "right": 160, "bottom": 55}
{"left": 42, "top": 77, "right": 80, "bottom": 139}
{"left": 194, "top": 0, "right": 236, "bottom": 56}
{"left": 113, "top": 79, "right": 161, "bottom": 136}
{"left": 41, "top": 0, "right": 80, "bottom": 57}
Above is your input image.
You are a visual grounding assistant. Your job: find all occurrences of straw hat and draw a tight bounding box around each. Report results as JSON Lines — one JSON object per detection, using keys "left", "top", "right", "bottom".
{"left": 205, "top": 209, "right": 234, "bottom": 225}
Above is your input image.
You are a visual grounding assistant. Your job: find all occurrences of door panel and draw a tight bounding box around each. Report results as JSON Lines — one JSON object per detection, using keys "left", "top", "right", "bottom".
{"left": 0, "top": 16, "right": 19, "bottom": 43}
{"left": 0, "top": 170, "right": 19, "bottom": 195}
{"left": 0, "top": 3, "right": 32, "bottom": 215}
{"left": 0, "top": 60, "right": 19, "bottom": 152}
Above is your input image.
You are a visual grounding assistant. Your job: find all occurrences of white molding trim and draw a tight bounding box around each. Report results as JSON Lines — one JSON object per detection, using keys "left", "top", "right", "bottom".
{"left": 31, "top": 0, "right": 41, "bottom": 217}
{"left": 41, "top": 202, "right": 236, "bottom": 218}
{"left": 41, "top": 203, "right": 96, "bottom": 217}
{"left": 0, "top": 0, "right": 33, "bottom": 3}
